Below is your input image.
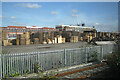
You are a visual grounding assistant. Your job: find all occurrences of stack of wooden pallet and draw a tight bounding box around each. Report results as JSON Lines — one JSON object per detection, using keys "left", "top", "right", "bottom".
{"left": 20, "top": 38, "right": 26, "bottom": 45}
{"left": 43, "top": 32, "right": 47, "bottom": 42}
{"left": 2, "top": 40, "right": 8, "bottom": 46}
{"left": 38, "top": 32, "right": 43, "bottom": 44}
{"left": 16, "top": 39, "right": 19, "bottom": 45}
{"left": 62, "top": 31, "right": 71, "bottom": 42}
{"left": 25, "top": 32, "right": 30, "bottom": 45}
{"left": 70, "top": 36, "right": 78, "bottom": 42}
{"left": 2, "top": 30, "right": 9, "bottom": 46}
{"left": 7, "top": 42, "right": 13, "bottom": 46}
{"left": 2, "top": 30, "right": 8, "bottom": 40}
{"left": 47, "top": 39, "right": 52, "bottom": 44}
{"left": 33, "top": 38, "right": 39, "bottom": 44}
{"left": 78, "top": 32, "right": 81, "bottom": 41}
{"left": 62, "top": 38, "right": 65, "bottom": 43}
{"left": 19, "top": 34, "right": 25, "bottom": 46}
{"left": 42, "top": 41, "right": 47, "bottom": 44}
{"left": 56, "top": 35, "right": 63, "bottom": 43}
{"left": 54, "top": 37, "right": 57, "bottom": 43}
{"left": 48, "top": 32, "right": 54, "bottom": 43}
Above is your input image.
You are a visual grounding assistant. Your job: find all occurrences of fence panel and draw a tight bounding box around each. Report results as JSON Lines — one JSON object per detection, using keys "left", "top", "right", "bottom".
{"left": 1, "top": 45, "right": 111, "bottom": 78}
{"left": 86, "top": 46, "right": 101, "bottom": 62}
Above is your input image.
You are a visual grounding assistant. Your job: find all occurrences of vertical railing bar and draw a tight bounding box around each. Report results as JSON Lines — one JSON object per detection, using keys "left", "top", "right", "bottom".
{"left": 16, "top": 53, "right": 19, "bottom": 74}
{"left": 28, "top": 53, "right": 30, "bottom": 73}
{"left": 14, "top": 53, "right": 16, "bottom": 75}
{"left": 10, "top": 53, "right": 12, "bottom": 76}
{"left": 13, "top": 53, "right": 15, "bottom": 74}
{"left": 20, "top": 53, "right": 22, "bottom": 75}
{"left": 0, "top": 54, "right": 2, "bottom": 78}
{"left": 2, "top": 54, "right": 4, "bottom": 78}
{"left": 26, "top": 53, "right": 28, "bottom": 73}
{"left": 4, "top": 54, "right": 6, "bottom": 77}
{"left": 22, "top": 53, "right": 24, "bottom": 74}
{"left": 18, "top": 53, "right": 20, "bottom": 75}
{"left": 6, "top": 54, "right": 8, "bottom": 76}
{"left": 8, "top": 54, "right": 10, "bottom": 76}
{"left": 85, "top": 47, "right": 87, "bottom": 63}
{"left": 64, "top": 49, "right": 66, "bottom": 67}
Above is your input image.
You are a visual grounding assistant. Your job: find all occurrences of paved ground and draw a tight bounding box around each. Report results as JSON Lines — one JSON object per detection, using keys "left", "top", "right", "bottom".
{"left": 2, "top": 41, "right": 93, "bottom": 54}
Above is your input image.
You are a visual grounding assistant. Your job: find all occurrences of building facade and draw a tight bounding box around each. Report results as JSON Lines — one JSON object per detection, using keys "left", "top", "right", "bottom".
{"left": 2, "top": 26, "right": 56, "bottom": 39}
{"left": 56, "top": 24, "right": 96, "bottom": 33}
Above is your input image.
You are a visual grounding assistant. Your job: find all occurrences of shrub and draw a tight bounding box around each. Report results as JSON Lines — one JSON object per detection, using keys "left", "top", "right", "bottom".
{"left": 106, "top": 50, "right": 120, "bottom": 73}
{"left": 34, "top": 62, "right": 40, "bottom": 73}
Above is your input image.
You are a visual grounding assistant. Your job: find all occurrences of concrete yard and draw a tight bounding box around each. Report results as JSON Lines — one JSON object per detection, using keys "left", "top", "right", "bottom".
{"left": 2, "top": 41, "right": 92, "bottom": 54}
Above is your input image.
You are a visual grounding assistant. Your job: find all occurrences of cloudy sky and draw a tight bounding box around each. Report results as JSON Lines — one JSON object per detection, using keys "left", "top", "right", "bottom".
{"left": 2, "top": 2, "right": 118, "bottom": 32}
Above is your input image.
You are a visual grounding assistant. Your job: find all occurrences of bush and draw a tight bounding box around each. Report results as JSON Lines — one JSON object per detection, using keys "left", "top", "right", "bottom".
{"left": 34, "top": 62, "right": 40, "bottom": 73}
{"left": 106, "top": 50, "right": 120, "bottom": 73}
{"left": 88, "top": 51, "right": 98, "bottom": 62}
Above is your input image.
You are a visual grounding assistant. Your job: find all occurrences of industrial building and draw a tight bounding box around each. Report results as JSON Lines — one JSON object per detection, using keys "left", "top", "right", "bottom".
{"left": 56, "top": 24, "right": 96, "bottom": 33}
{"left": 1, "top": 24, "right": 119, "bottom": 46}
{"left": 2, "top": 26, "right": 56, "bottom": 39}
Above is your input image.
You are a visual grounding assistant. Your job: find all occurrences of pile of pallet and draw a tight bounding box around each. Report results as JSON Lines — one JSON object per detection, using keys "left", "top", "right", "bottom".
{"left": 62, "top": 38, "right": 65, "bottom": 43}
{"left": 17, "top": 32, "right": 30, "bottom": 45}
{"left": 62, "top": 31, "right": 71, "bottom": 42}
{"left": 70, "top": 36, "right": 78, "bottom": 42}
{"left": 33, "top": 38, "right": 39, "bottom": 44}
{"left": 2, "top": 30, "right": 8, "bottom": 40}
{"left": 47, "top": 39, "right": 52, "bottom": 44}
{"left": 2, "top": 40, "right": 8, "bottom": 46}
{"left": 56, "top": 35, "right": 62, "bottom": 43}
{"left": 2, "top": 30, "right": 11, "bottom": 46}
{"left": 25, "top": 32, "right": 30, "bottom": 45}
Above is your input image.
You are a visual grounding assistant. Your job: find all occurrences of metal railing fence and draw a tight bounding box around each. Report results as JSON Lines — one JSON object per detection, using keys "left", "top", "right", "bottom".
{"left": 0, "top": 44, "right": 115, "bottom": 78}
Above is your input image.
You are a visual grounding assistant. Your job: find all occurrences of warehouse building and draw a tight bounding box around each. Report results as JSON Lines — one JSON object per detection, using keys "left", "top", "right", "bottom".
{"left": 2, "top": 26, "right": 56, "bottom": 39}
{"left": 56, "top": 24, "right": 96, "bottom": 33}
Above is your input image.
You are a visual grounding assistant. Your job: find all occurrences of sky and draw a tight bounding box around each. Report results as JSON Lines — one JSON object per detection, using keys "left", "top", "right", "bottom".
{"left": 1, "top": 2, "right": 118, "bottom": 32}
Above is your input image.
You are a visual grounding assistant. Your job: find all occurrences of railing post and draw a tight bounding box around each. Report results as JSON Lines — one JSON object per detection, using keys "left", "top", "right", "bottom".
{"left": 85, "top": 47, "right": 87, "bottom": 63}
{"left": 0, "top": 54, "right": 2, "bottom": 79}
{"left": 64, "top": 49, "right": 66, "bottom": 67}
{"left": 100, "top": 45, "right": 103, "bottom": 61}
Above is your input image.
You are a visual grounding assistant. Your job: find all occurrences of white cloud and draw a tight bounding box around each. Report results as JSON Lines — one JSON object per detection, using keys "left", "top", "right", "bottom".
{"left": 20, "top": 3, "right": 42, "bottom": 8}
{"left": 50, "top": 11, "right": 58, "bottom": 15}
{"left": 10, "top": 16, "right": 16, "bottom": 19}
{"left": 72, "top": 14, "right": 79, "bottom": 17}
{"left": 95, "top": 22, "right": 100, "bottom": 25}
{"left": 72, "top": 9, "right": 78, "bottom": 13}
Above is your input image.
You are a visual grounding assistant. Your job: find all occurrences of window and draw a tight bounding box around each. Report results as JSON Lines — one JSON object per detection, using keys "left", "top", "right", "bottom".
{"left": 9, "top": 28, "right": 10, "bottom": 32}
{"left": 14, "top": 29, "right": 16, "bottom": 32}
{"left": 9, "top": 34, "right": 11, "bottom": 38}
{"left": 20, "top": 29, "right": 22, "bottom": 32}
{"left": 12, "top": 29, "right": 13, "bottom": 32}
{"left": 12, "top": 34, "right": 13, "bottom": 37}
{"left": 17, "top": 29, "right": 19, "bottom": 32}
{"left": 14, "top": 34, "right": 16, "bottom": 37}
{"left": 22, "top": 29, "right": 23, "bottom": 32}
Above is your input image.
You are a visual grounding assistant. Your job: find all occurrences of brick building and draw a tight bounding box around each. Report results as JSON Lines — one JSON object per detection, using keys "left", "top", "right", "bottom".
{"left": 2, "top": 26, "right": 56, "bottom": 39}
